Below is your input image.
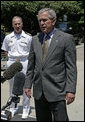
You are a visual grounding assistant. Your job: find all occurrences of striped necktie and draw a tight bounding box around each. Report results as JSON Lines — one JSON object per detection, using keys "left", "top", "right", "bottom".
{"left": 42, "top": 35, "right": 50, "bottom": 62}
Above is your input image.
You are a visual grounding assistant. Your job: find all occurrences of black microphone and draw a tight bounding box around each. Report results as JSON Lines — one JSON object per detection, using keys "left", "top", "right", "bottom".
{"left": 1, "top": 61, "right": 23, "bottom": 83}
{"left": 12, "top": 72, "right": 25, "bottom": 96}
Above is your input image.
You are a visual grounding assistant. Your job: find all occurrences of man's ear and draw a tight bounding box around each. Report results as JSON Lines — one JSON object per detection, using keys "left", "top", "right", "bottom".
{"left": 22, "top": 22, "right": 23, "bottom": 27}
{"left": 52, "top": 18, "right": 56, "bottom": 26}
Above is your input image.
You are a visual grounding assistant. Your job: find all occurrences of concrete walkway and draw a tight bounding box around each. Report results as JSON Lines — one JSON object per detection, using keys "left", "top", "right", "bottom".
{"left": 1, "top": 44, "right": 84, "bottom": 121}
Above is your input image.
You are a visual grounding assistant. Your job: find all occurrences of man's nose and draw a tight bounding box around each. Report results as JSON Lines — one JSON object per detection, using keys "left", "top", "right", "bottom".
{"left": 16, "top": 24, "right": 20, "bottom": 27}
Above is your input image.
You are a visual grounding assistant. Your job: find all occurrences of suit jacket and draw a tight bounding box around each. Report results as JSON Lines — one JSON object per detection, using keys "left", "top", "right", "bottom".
{"left": 24, "top": 29, "right": 77, "bottom": 102}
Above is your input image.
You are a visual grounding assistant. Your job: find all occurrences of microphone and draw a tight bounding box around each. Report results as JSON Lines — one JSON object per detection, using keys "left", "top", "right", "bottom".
{"left": 12, "top": 72, "right": 25, "bottom": 96}
{"left": 1, "top": 61, "right": 23, "bottom": 83}
{"left": 1, "top": 72, "right": 25, "bottom": 120}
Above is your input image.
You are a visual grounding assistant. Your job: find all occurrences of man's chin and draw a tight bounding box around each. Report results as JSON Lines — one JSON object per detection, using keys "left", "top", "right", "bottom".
{"left": 15, "top": 30, "right": 22, "bottom": 34}
{"left": 41, "top": 29, "right": 47, "bottom": 33}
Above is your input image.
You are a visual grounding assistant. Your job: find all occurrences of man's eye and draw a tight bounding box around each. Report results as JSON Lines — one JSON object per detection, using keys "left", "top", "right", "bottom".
{"left": 43, "top": 19, "right": 47, "bottom": 22}
{"left": 39, "top": 19, "right": 47, "bottom": 22}
{"left": 15, "top": 23, "right": 20, "bottom": 25}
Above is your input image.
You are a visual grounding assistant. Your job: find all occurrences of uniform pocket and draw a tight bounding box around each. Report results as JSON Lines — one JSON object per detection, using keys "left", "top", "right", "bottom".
{"left": 19, "top": 40, "right": 28, "bottom": 47}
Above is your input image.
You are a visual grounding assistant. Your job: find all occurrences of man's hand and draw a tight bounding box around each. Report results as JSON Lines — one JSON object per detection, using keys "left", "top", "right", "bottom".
{"left": 25, "top": 88, "right": 32, "bottom": 98}
{"left": 66, "top": 93, "right": 75, "bottom": 105}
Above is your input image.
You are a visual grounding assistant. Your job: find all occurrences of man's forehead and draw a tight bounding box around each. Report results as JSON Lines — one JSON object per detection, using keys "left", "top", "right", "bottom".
{"left": 13, "top": 18, "right": 22, "bottom": 23}
{"left": 39, "top": 12, "right": 49, "bottom": 19}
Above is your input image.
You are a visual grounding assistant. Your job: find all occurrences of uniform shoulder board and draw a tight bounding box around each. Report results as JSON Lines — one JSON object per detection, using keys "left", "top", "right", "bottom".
{"left": 25, "top": 32, "right": 32, "bottom": 36}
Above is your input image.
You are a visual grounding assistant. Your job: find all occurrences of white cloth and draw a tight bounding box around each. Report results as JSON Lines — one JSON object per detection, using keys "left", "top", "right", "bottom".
{"left": 1, "top": 30, "right": 32, "bottom": 58}
{"left": 1, "top": 30, "right": 32, "bottom": 110}
{"left": 7, "top": 60, "right": 30, "bottom": 109}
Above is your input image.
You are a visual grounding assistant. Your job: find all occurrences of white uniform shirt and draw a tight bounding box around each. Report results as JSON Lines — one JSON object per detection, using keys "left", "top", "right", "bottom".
{"left": 1, "top": 30, "right": 32, "bottom": 58}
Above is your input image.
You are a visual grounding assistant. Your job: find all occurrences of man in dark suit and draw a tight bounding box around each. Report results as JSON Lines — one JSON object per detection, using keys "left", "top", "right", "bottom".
{"left": 24, "top": 8, "right": 77, "bottom": 121}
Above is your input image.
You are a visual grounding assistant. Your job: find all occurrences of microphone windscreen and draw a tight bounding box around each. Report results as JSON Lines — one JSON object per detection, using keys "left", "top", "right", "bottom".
{"left": 1, "top": 76, "right": 6, "bottom": 83}
{"left": 3, "top": 61, "right": 23, "bottom": 80}
{"left": 12, "top": 72, "right": 25, "bottom": 96}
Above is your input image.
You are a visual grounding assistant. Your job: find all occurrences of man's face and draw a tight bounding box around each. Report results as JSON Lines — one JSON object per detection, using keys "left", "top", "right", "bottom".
{"left": 12, "top": 18, "right": 23, "bottom": 34}
{"left": 38, "top": 11, "right": 56, "bottom": 34}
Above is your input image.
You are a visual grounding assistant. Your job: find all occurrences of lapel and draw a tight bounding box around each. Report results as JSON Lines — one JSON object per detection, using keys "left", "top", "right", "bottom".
{"left": 36, "top": 32, "right": 44, "bottom": 65}
{"left": 42, "top": 29, "right": 61, "bottom": 68}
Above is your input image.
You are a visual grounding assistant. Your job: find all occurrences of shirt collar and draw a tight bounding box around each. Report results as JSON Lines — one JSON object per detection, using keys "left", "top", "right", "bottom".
{"left": 49, "top": 27, "right": 56, "bottom": 38}
{"left": 42, "top": 27, "right": 56, "bottom": 44}
{"left": 10, "top": 30, "right": 26, "bottom": 38}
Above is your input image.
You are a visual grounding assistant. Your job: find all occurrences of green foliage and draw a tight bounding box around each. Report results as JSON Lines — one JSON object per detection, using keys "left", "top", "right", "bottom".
{"left": 1, "top": 25, "right": 5, "bottom": 31}
{"left": 78, "top": 16, "right": 84, "bottom": 24}
{"left": 1, "top": 1, "right": 84, "bottom": 35}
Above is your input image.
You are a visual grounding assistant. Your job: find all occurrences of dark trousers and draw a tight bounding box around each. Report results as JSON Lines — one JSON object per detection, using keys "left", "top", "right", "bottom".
{"left": 34, "top": 93, "right": 69, "bottom": 121}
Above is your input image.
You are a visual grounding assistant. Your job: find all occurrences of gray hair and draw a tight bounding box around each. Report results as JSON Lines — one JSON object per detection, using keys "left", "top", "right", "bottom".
{"left": 38, "top": 8, "right": 56, "bottom": 20}
{"left": 12, "top": 16, "right": 23, "bottom": 23}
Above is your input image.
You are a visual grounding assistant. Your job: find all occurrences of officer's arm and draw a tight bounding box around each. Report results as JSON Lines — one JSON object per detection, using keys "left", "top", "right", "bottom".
{"left": 4, "top": 51, "right": 8, "bottom": 60}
